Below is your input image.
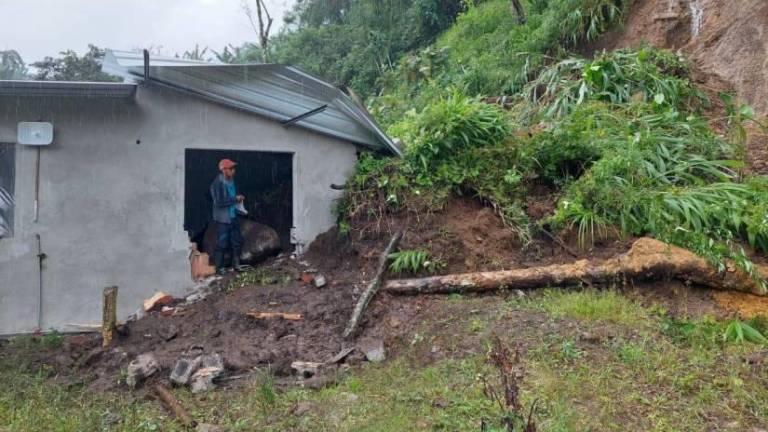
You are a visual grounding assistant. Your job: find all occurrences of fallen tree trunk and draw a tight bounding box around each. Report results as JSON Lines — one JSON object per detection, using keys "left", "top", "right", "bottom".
{"left": 343, "top": 230, "right": 403, "bottom": 338}
{"left": 384, "top": 238, "right": 768, "bottom": 296}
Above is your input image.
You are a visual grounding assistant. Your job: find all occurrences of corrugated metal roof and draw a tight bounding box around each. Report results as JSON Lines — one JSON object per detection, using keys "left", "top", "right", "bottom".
{"left": 0, "top": 80, "right": 137, "bottom": 98}
{"left": 103, "top": 50, "right": 400, "bottom": 155}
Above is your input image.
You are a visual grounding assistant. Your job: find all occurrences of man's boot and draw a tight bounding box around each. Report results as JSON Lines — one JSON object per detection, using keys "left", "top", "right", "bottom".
{"left": 213, "top": 251, "right": 226, "bottom": 276}
{"left": 232, "top": 249, "right": 244, "bottom": 272}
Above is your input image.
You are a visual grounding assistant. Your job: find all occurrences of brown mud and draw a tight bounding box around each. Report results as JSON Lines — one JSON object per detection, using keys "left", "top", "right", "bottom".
{"left": 7, "top": 196, "right": 766, "bottom": 394}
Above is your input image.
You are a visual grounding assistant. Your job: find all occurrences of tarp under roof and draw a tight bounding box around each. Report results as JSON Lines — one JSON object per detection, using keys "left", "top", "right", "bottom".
{"left": 103, "top": 50, "right": 400, "bottom": 155}
{"left": 0, "top": 80, "right": 137, "bottom": 98}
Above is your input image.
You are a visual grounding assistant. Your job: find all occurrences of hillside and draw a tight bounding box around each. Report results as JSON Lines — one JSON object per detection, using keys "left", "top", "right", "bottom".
{"left": 589, "top": 0, "right": 768, "bottom": 173}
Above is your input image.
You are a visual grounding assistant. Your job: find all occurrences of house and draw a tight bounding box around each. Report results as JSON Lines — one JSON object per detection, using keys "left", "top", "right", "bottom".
{"left": 0, "top": 50, "right": 398, "bottom": 335}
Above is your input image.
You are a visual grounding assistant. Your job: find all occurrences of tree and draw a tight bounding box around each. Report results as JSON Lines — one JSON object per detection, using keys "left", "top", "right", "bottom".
{"left": 269, "top": 0, "right": 465, "bottom": 97}
{"left": 0, "top": 50, "right": 28, "bottom": 80}
{"left": 31, "top": 45, "right": 121, "bottom": 82}
{"left": 241, "top": 0, "right": 274, "bottom": 62}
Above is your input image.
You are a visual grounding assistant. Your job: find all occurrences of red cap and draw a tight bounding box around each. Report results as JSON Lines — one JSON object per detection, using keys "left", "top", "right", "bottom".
{"left": 218, "top": 159, "right": 237, "bottom": 170}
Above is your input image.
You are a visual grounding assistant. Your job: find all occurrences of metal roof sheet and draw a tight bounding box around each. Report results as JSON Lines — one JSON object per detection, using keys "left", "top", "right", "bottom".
{"left": 103, "top": 50, "right": 400, "bottom": 155}
{"left": 0, "top": 80, "right": 137, "bottom": 98}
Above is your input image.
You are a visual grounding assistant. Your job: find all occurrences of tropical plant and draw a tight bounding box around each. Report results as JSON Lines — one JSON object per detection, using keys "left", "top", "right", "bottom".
{"left": 723, "top": 320, "right": 768, "bottom": 346}
{"left": 388, "top": 249, "right": 443, "bottom": 274}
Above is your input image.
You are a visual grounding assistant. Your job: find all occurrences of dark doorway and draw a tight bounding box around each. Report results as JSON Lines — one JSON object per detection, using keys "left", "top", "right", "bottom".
{"left": 184, "top": 149, "right": 293, "bottom": 251}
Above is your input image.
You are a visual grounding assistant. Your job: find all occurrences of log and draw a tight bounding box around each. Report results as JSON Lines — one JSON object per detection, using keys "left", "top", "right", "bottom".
{"left": 102, "top": 286, "right": 118, "bottom": 348}
{"left": 343, "top": 230, "right": 404, "bottom": 339}
{"left": 154, "top": 383, "right": 196, "bottom": 428}
{"left": 384, "top": 238, "right": 768, "bottom": 296}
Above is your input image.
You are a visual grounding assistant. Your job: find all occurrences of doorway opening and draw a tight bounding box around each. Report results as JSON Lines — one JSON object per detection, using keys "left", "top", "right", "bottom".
{"left": 184, "top": 149, "right": 293, "bottom": 253}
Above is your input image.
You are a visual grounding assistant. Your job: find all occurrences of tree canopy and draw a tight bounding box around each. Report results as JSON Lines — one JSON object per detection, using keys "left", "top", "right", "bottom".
{"left": 30, "top": 45, "right": 121, "bottom": 82}
{"left": 0, "top": 50, "right": 27, "bottom": 80}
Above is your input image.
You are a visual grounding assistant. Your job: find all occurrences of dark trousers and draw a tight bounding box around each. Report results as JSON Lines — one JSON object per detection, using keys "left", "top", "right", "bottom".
{"left": 215, "top": 219, "right": 243, "bottom": 266}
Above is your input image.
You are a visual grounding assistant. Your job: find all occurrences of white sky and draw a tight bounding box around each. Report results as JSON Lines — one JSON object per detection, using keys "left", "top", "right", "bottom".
{"left": 0, "top": 0, "right": 292, "bottom": 64}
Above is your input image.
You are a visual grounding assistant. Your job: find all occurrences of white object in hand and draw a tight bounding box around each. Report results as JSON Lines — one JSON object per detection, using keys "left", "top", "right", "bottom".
{"left": 235, "top": 202, "right": 248, "bottom": 215}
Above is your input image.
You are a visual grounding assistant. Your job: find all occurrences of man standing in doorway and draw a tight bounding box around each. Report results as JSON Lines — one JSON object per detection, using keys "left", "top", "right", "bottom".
{"left": 210, "top": 158, "right": 245, "bottom": 275}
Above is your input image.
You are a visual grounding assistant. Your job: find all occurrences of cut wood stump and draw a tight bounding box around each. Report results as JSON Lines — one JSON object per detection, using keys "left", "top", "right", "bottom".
{"left": 383, "top": 238, "right": 768, "bottom": 296}
{"left": 343, "top": 230, "right": 403, "bottom": 339}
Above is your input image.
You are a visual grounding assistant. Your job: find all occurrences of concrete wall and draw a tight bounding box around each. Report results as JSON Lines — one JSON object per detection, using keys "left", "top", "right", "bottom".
{"left": 0, "top": 85, "right": 358, "bottom": 334}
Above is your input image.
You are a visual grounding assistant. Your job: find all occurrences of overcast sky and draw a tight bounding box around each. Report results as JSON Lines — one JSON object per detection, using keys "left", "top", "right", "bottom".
{"left": 1, "top": 0, "right": 292, "bottom": 64}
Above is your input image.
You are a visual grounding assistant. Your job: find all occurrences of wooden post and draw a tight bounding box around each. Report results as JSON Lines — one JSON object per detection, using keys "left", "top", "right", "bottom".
{"left": 102, "top": 286, "right": 118, "bottom": 348}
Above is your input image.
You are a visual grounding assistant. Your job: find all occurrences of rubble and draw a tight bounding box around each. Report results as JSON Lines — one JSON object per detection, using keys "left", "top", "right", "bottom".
{"left": 300, "top": 273, "right": 315, "bottom": 284}
{"left": 202, "top": 219, "right": 281, "bottom": 264}
{"left": 143, "top": 292, "right": 174, "bottom": 312}
{"left": 126, "top": 353, "right": 159, "bottom": 388}
{"left": 358, "top": 338, "right": 386, "bottom": 362}
{"left": 291, "top": 361, "right": 323, "bottom": 378}
{"left": 293, "top": 401, "right": 315, "bottom": 416}
{"left": 170, "top": 356, "right": 202, "bottom": 386}
{"left": 190, "top": 353, "right": 224, "bottom": 393}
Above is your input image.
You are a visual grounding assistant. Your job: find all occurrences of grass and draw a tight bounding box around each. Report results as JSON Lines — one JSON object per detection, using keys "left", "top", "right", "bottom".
{"left": 2, "top": 290, "right": 768, "bottom": 431}
{"left": 525, "top": 288, "right": 651, "bottom": 326}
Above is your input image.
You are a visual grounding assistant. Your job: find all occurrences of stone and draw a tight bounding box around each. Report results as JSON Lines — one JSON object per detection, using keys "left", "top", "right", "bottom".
{"left": 127, "top": 307, "right": 147, "bottom": 322}
{"left": 293, "top": 401, "right": 315, "bottom": 416}
{"left": 159, "top": 324, "right": 179, "bottom": 341}
{"left": 358, "top": 338, "right": 386, "bottom": 363}
{"left": 170, "top": 356, "right": 202, "bottom": 386}
{"left": 200, "top": 352, "right": 224, "bottom": 370}
{"left": 202, "top": 219, "right": 281, "bottom": 264}
{"left": 126, "top": 353, "right": 159, "bottom": 388}
{"left": 190, "top": 353, "right": 224, "bottom": 393}
{"left": 101, "top": 411, "right": 121, "bottom": 427}
{"left": 291, "top": 361, "right": 323, "bottom": 378}
{"left": 338, "top": 392, "right": 359, "bottom": 404}
{"left": 190, "top": 367, "right": 222, "bottom": 393}
{"left": 292, "top": 402, "right": 314, "bottom": 417}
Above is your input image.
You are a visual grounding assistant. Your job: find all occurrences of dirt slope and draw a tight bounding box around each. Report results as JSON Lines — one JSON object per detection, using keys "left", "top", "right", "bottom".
{"left": 591, "top": 0, "right": 768, "bottom": 172}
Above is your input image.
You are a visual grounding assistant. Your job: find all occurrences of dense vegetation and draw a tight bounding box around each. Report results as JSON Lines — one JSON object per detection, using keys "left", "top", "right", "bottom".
{"left": 337, "top": 0, "right": 767, "bottom": 290}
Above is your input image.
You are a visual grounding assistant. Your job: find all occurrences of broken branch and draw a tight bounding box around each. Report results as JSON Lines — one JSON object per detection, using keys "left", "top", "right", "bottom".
{"left": 384, "top": 238, "right": 768, "bottom": 296}
{"left": 246, "top": 312, "right": 302, "bottom": 320}
{"left": 154, "top": 383, "right": 196, "bottom": 428}
{"left": 343, "top": 230, "right": 404, "bottom": 339}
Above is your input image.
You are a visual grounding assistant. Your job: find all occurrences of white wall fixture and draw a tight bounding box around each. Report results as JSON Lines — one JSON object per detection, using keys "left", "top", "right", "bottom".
{"left": 17, "top": 122, "right": 54, "bottom": 146}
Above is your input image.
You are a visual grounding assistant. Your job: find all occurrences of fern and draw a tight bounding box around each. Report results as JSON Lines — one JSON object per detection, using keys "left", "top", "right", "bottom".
{"left": 388, "top": 250, "right": 443, "bottom": 275}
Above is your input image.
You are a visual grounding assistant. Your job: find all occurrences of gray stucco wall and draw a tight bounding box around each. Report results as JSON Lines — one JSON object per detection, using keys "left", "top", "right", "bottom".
{"left": 0, "top": 85, "right": 358, "bottom": 334}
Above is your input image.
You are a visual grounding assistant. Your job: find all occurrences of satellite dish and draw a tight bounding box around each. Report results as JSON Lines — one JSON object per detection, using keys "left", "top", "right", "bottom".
{"left": 17, "top": 122, "right": 53, "bottom": 146}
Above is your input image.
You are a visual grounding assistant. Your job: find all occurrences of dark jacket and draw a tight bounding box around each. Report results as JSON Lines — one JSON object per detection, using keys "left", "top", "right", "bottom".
{"left": 210, "top": 173, "right": 237, "bottom": 224}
